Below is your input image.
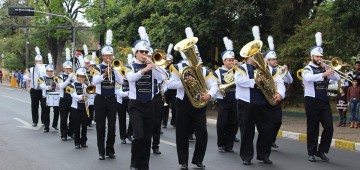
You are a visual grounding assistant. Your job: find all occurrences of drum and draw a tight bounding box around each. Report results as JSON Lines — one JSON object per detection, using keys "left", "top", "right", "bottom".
{"left": 88, "top": 94, "right": 95, "bottom": 105}
{"left": 46, "top": 92, "right": 60, "bottom": 106}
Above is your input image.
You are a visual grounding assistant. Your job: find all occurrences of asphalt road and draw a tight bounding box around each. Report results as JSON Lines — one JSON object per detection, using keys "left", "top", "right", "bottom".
{"left": 0, "top": 85, "right": 359, "bottom": 170}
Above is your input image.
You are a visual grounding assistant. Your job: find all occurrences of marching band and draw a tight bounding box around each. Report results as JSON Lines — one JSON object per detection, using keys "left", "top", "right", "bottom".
{"left": 22, "top": 25, "right": 342, "bottom": 170}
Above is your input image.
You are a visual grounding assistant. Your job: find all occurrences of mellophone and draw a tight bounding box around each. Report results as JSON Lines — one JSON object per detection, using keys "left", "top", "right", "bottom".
{"left": 46, "top": 91, "right": 60, "bottom": 107}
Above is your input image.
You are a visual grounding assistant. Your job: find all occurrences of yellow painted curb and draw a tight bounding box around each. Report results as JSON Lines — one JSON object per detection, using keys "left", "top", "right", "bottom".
{"left": 299, "top": 133, "right": 307, "bottom": 141}
{"left": 277, "top": 130, "right": 282, "bottom": 137}
{"left": 335, "top": 139, "right": 355, "bottom": 151}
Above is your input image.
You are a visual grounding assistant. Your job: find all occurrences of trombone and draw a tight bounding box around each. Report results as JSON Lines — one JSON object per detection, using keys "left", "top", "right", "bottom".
{"left": 147, "top": 49, "right": 169, "bottom": 78}
{"left": 322, "top": 57, "right": 352, "bottom": 82}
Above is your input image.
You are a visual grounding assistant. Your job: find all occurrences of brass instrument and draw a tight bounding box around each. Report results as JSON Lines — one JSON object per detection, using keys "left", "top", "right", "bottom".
{"left": 152, "top": 49, "right": 167, "bottom": 68}
{"left": 84, "top": 72, "right": 96, "bottom": 94}
{"left": 159, "top": 81, "right": 169, "bottom": 106}
{"left": 218, "top": 65, "right": 238, "bottom": 96}
{"left": 65, "top": 86, "right": 75, "bottom": 94}
{"left": 90, "top": 68, "right": 100, "bottom": 76}
{"left": 174, "top": 37, "right": 209, "bottom": 108}
{"left": 323, "top": 57, "right": 352, "bottom": 82}
{"left": 297, "top": 69, "right": 304, "bottom": 81}
{"left": 112, "top": 59, "right": 122, "bottom": 70}
{"left": 81, "top": 80, "right": 90, "bottom": 118}
{"left": 54, "top": 75, "right": 63, "bottom": 84}
{"left": 240, "top": 40, "right": 278, "bottom": 106}
{"left": 276, "top": 65, "right": 288, "bottom": 78}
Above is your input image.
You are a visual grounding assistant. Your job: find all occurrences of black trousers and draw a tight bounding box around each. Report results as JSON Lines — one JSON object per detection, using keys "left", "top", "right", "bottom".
{"left": 304, "top": 97, "right": 334, "bottom": 155}
{"left": 71, "top": 108, "right": 88, "bottom": 145}
{"left": 176, "top": 99, "right": 207, "bottom": 165}
{"left": 152, "top": 94, "right": 163, "bottom": 149}
{"left": 94, "top": 95, "right": 117, "bottom": 156}
{"left": 272, "top": 103, "right": 282, "bottom": 143}
{"left": 59, "top": 98, "right": 73, "bottom": 138}
{"left": 117, "top": 102, "right": 133, "bottom": 139}
{"left": 162, "top": 90, "right": 177, "bottom": 126}
{"left": 129, "top": 99, "right": 155, "bottom": 170}
{"left": 216, "top": 99, "right": 238, "bottom": 149}
{"left": 30, "top": 89, "right": 43, "bottom": 124}
{"left": 87, "top": 105, "right": 94, "bottom": 125}
{"left": 41, "top": 98, "right": 59, "bottom": 130}
{"left": 237, "top": 100, "right": 274, "bottom": 161}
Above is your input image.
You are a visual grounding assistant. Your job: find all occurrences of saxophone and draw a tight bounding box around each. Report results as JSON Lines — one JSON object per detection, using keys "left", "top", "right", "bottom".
{"left": 240, "top": 40, "right": 278, "bottom": 106}
{"left": 174, "top": 37, "right": 209, "bottom": 108}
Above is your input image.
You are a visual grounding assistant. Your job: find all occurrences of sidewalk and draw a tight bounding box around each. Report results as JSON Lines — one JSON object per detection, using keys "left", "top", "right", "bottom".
{"left": 206, "top": 108, "right": 360, "bottom": 152}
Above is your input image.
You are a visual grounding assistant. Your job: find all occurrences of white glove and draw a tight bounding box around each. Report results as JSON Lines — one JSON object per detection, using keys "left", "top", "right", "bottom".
{"left": 67, "top": 73, "right": 74, "bottom": 81}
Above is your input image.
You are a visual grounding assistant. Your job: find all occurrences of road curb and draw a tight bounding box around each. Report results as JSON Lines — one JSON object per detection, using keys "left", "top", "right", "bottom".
{"left": 206, "top": 118, "right": 360, "bottom": 152}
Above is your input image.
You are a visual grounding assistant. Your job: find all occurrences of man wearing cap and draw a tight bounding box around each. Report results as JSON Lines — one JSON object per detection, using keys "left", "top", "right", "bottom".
{"left": 58, "top": 48, "right": 75, "bottom": 141}
{"left": 303, "top": 32, "right": 340, "bottom": 162}
{"left": 92, "top": 30, "right": 124, "bottom": 160}
{"left": 265, "top": 36, "right": 293, "bottom": 148}
{"left": 126, "top": 39, "right": 167, "bottom": 170}
{"left": 38, "top": 55, "right": 59, "bottom": 133}
{"left": 23, "top": 47, "right": 45, "bottom": 127}
{"left": 213, "top": 37, "right": 238, "bottom": 153}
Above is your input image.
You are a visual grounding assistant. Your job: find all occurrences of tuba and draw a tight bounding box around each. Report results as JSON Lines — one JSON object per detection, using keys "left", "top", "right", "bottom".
{"left": 218, "top": 65, "right": 238, "bottom": 96}
{"left": 174, "top": 37, "right": 209, "bottom": 108}
{"left": 240, "top": 40, "right": 278, "bottom": 106}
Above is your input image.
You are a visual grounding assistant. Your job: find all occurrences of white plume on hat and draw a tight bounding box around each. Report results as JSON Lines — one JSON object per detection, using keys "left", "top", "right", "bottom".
{"left": 138, "top": 26, "right": 151, "bottom": 46}
{"left": 267, "top": 36, "right": 274, "bottom": 51}
{"left": 106, "top": 30, "right": 113, "bottom": 46}
{"left": 35, "top": 46, "right": 40, "bottom": 55}
{"left": 252, "top": 26, "right": 260, "bottom": 40}
{"left": 78, "top": 53, "right": 85, "bottom": 68}
{"left": 315, "top": 32, "right": 322, "bottom": 46}
{"left": 92, "top": 52, "right": 96, "bottom": 61}
{"left": 48, "top": 53, "right": 53, "bottom": 64}
{"left": 167, "top": 43, "right": 174, "bottom": 54}
{"left": 223, "top": 37, "right": 233, "bottom": 51}
{"left": 83, "top": 44, "right": 88, "bottom": 56}
{"left": 127, "top": 54, "right": 134, "bottom": 64}
{"left": 66, "top": 48, "right": 71, "bottom": 61}
{"left": 185, "top": 27, "right": 194, "bottom": 38}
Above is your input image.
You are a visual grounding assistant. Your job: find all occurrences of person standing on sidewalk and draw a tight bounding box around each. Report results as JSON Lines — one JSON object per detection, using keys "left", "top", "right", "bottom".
{"left": 0, "top": 71, "right": 3, "bottom": 84}
{"left": 336, "top": 87, "right": 347, "bottom": 127}
{"left": 347, "top": 78, "right": 360, "bottom": 128}
{"left": 302, "top": 32, "right": 340, "bottom": 162}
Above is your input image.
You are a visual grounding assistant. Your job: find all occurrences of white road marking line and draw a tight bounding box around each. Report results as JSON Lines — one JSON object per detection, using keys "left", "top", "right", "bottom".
{"left": 2, "top": 95, "right": 31, "bottom": 104}
{"left": 14, "top": 117, "right": 41, "bottom": 130}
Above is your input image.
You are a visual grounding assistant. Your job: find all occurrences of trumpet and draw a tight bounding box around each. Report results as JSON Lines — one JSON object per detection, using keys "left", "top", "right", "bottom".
{"left": 106, "top": 59, "right": 113, "bottom": 84}
{"left": 81, "top": 80, "right": 90, "bottom": 118}
{"left": 84, "top": 72, "right": 96, "bottom": 94}
{"left": 322, "top": 57, "right": 352, "bottom": 82}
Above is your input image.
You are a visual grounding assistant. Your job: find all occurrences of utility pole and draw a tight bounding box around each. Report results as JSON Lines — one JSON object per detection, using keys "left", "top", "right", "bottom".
{"left": 25, "top": 0, "right": 29, "bottom": 68}
{"left": 99, "top": 0, "right": 105, "bottom": 62}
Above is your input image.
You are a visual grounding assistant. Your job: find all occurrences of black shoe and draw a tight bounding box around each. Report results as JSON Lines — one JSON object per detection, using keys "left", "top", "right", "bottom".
{"left": 44, "top": 129, "right": 49, "bottom": 133}
{"left": 153, "top": 148, "right": 161, "bottom": 154}
{"left": 180, "top": 164, "right": 188, "bottom": 170}
{"left": 61, "top": 137, "right": 67, "bottom": 141}
{"left": 162, "top": 124, "right": 167, "bottom": 128}
{"left": 243, "top": 160, "right": 251, "bottom": 165}
{"left": 225, "top": 148, "right": 234, "bottom": 152}
{"left": 75, "top": 145, "right": 80, "bottom": 149}
{"left": 127, "top": 135, "right": 133, "bottom": 142}
{"left": 81, "top": 143, "right": 88, "bottom": 148}
{"left": 315, "top": 152, "right": 329, "bottom": 162}
{"left": 271, "top": 143, "right": 279, "bottom": 148}
{"left": 99, "top": 155, "right": 105, "bottom": 160}
{"left": 218, "top": 146, "right": 225, "bottom": 152}
{"left": 193, "top": 163, "right": 206, "bottom": 169}
{"left": 308, "top": 155, "right": 316, "bottom": 162}
{"left": 52, "top": 125, "right": 58, "bottom": 130}
{"left": 32, "top": 123, "right": 37, "bottom": 127}
{"left": 68, "top": 134, "right": 74, "bottom": 139}
{"left": 234, "top": 137, "right": 240, "bottom": 142}
{"left": 88, "top": 124, "right": 93, "bottom": 127}
{"left": 121, "top": 139, "right": 126, "bottom": 144}
{"left": 257, "top": 157, "right": 273, "bottom": 164}
{"left": 106, "top": 154, "right": 116, "bottom": 159}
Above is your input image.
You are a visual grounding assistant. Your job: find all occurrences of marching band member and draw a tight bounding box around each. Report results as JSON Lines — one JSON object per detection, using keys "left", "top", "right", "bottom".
{"left": 92, "top": 30, "right": 124, "bottom": 160}
{"left": 82, "top": 45, "right": 95, "bottom": 127}
{"left": 126, "top": 36, "right": 167, "bottom": 169}
{"left": 303, "top": 32, "right": 340, "bottom": 162}
{"left": 89, "top": 52, "right": 97, "bottom": 125}
{"left": 235, "top": 26, "right": 285, "bottom": 165}
{"left": 168, "top": 27, "right": 218, "bottom": 170}
{"left": 39, "top": 53, "right": 59, "bottom": 132}
{"left": 213, "top": 37, "right": 238, "bottom": 153}
{"left": 264, "top": 36, "right": 293, "bottom": 148}
{"left": 116, "top": 54, "right": 134, "bottom": 144}
{"left": 23, "top": 46, "right": 44, "bottom": 127}
{"left": 58, "top": 48, "right": 74, "bottom": 141}
{"left": 69, "top": 57, "right": 90, "bottom": 149}
{"left": 163, "top": 43, "right": 177, "bottom": 128}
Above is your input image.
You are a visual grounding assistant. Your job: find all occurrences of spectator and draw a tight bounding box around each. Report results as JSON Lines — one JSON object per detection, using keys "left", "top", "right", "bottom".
{"left": 347, "top": 78, "right": 360, "bottom": 128}
{"left": 336, "top": 87, "right": 347, "bottom": 127}
{"left": 0, "top": 71, "right": 3, "bottom": 84}
{"left": 17, "top": 70, "right": 22, "bottom": 88}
